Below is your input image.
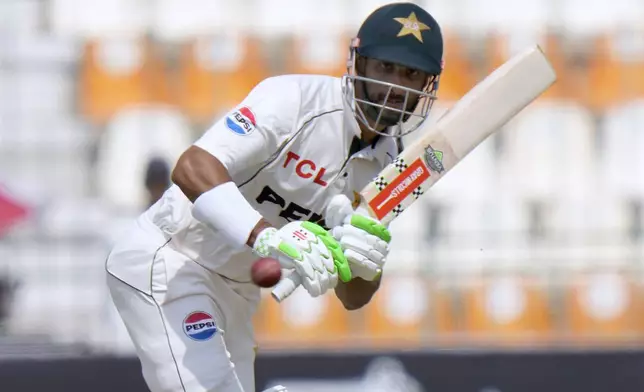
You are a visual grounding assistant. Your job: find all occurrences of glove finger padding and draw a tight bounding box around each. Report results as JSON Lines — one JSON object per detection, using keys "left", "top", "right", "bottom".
{"left": 344, "top": 249, "right": 382, "bottom": 281}
{"left": 347, "top": 213, "right": 391, "bottom": 243}
{"left": 332, "top": 225, "right": 389, "bottom": 260}
{"left": 301, "top": 221, "right": 352, "bottom": 283}
{"left": 271, "top": 245, "right": 314, "bottom": 281}
{"left": 317, "top": 266, "right": 332, "bottom": 294}
{"left": 340, "top": 235, "right": 386, "bottom": 266}
{"left": 302, "top": 275, "right": 322, "bottom": 297}
{"left": 259, "top": 221, "right": 350, "bottom": 298}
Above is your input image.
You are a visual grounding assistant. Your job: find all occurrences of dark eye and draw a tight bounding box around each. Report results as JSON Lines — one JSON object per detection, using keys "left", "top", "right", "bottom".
{"left": 407, "top": 68, "right": 421, "bottom": 78}
{"left": 380, "top": 61, "right": 394, "bottom": 71}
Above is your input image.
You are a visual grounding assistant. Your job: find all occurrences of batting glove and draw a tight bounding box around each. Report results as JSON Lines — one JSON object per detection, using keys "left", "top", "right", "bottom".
{"left": 253, "top": 221, "right": 352, "bottom": 297}
{"left": 325, "top": 194, "right": 392, "bottom": 281}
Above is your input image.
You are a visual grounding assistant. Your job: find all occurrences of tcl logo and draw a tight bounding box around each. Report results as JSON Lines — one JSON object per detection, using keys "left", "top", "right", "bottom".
{"left": 283, "top": 151, "right": 328, "bottom": 187}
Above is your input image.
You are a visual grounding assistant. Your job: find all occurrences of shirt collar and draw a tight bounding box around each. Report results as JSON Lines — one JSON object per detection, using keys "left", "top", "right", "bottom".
{"left": 349, "top": 133, "right": 398, "bottom": 167}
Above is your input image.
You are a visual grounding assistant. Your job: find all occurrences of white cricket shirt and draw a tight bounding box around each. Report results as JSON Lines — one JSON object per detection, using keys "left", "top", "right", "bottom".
{"left": 114, "top": 75, "right": 399, "bottom": 292}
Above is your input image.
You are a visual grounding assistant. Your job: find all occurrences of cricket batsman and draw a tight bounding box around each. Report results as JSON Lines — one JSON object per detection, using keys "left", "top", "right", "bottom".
{"left": 106, "top": 2, "right": 443, "bottom": 391}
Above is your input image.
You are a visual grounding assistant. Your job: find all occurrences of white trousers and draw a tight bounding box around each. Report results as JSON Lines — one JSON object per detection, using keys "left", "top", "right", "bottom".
{"left": 106, "top": 221, "right": 258, "bottom": 392}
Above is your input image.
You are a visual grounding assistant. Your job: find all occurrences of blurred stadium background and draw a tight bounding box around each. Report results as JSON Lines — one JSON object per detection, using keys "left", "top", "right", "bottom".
{"left": 2, "top": 0, "right": 644, "bottom": 391}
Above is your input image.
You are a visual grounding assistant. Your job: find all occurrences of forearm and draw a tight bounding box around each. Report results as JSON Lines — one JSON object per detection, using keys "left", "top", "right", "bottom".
{"left": 335, "top": 275, "right": 381, "bottom": 310}
{"left": 173, "top": 146, "right": 271, "bottom": 249}
{"left": 172, "top": 146, "right": 234, "bottom": 202}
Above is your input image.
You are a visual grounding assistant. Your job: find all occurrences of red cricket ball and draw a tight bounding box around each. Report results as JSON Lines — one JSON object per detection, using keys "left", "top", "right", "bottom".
{"left": 251, "top": 257, "right": 282, "bottom": 288}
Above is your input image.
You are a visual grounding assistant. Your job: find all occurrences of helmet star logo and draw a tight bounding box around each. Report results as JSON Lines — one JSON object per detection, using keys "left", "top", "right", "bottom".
{"left": 393, "top": 12, "right": 430, "bottom": 43}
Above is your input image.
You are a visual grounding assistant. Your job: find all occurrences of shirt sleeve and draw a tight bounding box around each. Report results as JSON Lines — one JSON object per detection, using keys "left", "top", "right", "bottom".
{"left": 193, "top": 76, "right": 302, "bottom": 176}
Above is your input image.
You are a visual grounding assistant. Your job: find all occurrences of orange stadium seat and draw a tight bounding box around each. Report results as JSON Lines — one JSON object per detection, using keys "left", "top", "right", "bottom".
{"left": 253, "top": 288, "right": 351, "bottom": 350}
{"left": 458, "top": 274, "right": 553, "bottom": 346}
{"left": 587, "top": 35, "right": 619, "bottom": 111}
{"left": 485, "top": 32, "right": 571, "bottom": 102}
{"left": 562, "top": 270, "right": 644, "bottom": 346}
{"left": 483, "top": 32, "right": 548, "bottom": 100}
{"left": 484, "top": 33, "right": 511, "bottom": 73}
{"left": 588, "top": 34, "right": 644, "bottom": 112}
{"left": 484, "top": 32, "right": 560, "bottom": 86}
{"left": 285, "top": 34, "right": 349, "bottom": 77}
{"left": 176, "top": 35, "right": 269, "bottom": 124}
{"left": 360, "top": 275, "right": 431, "bottom": 348}
{"left": 436, "top": 33, "right": 476, "bottom": 101}
{"left": 431, "top": 280, "right": 461, "bottom": 345}
{"left": 564, "top": 41, "right": 597, "bottom": 109}
{"left": 79, "top": 38, "right": 172, "bottom": 124}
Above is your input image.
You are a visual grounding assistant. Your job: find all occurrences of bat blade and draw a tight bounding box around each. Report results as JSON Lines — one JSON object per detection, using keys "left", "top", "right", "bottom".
{"left": 271, "top": 45, "right": 556, "bottom": 303}
{"left": 359, "top": 45, "right": 557, "bottom": 225}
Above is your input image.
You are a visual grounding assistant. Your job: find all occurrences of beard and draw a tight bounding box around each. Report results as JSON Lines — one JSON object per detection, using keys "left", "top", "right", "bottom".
{"left": 358, "top": 80, "right": 419, "bottom": 128}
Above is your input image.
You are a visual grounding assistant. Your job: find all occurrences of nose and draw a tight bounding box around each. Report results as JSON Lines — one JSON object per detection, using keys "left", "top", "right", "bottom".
{"left": 386, "top": 70, "right": 409, "bottom": 98}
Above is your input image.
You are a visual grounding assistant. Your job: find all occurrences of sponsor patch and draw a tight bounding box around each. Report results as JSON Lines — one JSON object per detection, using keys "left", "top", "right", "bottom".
{"left": 183, "top": 311, "right": 218, "bottom": 341}
{"left": 225, "top": 106, "right": 256, "bottom": 135}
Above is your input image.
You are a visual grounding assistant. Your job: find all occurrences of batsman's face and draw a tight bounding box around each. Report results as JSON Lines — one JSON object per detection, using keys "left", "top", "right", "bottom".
{"left": 360, "top": 58, "right": 433, "bottom": 126}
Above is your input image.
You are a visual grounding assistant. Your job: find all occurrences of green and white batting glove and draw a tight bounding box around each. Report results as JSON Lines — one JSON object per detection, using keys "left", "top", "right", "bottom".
{"left": 252, "top": 221, "right": 352, "bottom": 297}
{"left": 325, "top": 194, "right": 392, "bottom": 281}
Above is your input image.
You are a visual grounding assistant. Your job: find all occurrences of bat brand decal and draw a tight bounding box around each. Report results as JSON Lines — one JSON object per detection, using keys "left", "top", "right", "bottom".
{"left": 423, "top": 145, "right": 445, "bottom": 173}
{"left": 368, "top": 159, "right": 430, "bottom": 220}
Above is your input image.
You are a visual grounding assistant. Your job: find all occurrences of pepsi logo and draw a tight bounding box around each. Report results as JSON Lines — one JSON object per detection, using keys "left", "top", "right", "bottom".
{"left": 183, "top": 311, "right": 218, "bottom": 341}
{"left": 225, "top": 106, "right": 256, "bottom": 136}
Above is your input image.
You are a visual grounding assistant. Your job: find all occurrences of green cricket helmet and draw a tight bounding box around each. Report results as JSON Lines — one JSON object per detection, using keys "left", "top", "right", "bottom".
{"left": 343, "top": 2, "right": 444, "bottom": 137}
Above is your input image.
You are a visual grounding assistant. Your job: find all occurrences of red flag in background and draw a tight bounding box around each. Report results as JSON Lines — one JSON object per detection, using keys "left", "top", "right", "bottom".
{"left": 0, "top": 188, "right": 29, "bottom": 236}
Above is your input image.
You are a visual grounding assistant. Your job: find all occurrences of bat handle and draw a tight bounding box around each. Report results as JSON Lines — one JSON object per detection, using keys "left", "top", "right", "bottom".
{"left": 271, "top": 271, "right": 301, "bottom": 302}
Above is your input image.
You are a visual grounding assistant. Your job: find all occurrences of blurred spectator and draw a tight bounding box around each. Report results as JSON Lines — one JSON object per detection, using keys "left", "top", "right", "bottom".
{"left": 0, "top": 275, "right": 18, "bottom": 335}
{"left": 144, "top": 157, "right": 171, "bottom": 208}
{"left": 95, "top": 106, "right": 192, "bottom": 212}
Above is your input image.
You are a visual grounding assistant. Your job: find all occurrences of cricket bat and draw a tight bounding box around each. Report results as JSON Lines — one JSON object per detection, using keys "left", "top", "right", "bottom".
{"left": 271, "top": 45, "right": 557, "bottom": 302}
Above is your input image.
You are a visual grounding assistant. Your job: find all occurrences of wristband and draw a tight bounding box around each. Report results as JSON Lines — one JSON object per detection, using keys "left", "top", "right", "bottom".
{"left": 192, "top": 182, "right": 262, "bottom": 250}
